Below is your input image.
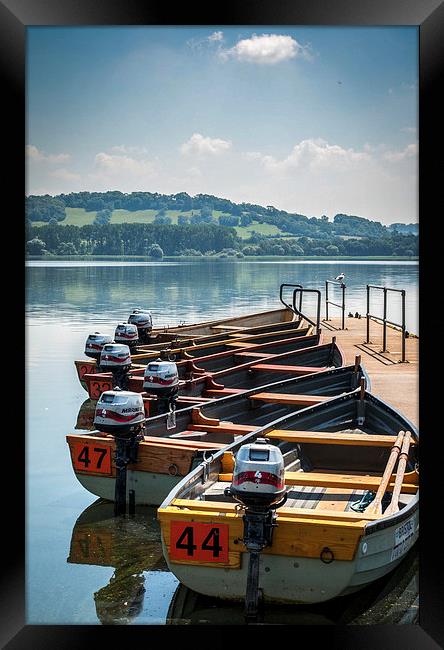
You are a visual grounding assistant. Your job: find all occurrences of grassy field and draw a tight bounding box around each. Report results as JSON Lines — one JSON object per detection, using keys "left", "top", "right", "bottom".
{"left": 235, "top": 222, "right": 284, "bottom": 239}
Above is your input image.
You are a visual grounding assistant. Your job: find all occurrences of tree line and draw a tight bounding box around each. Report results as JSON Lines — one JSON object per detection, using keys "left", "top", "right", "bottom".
{"left": 26, "top": 222, "right": 418, "bottom": 257}
{"left": 25, "top": 191, "right": 417, "bottom": 241}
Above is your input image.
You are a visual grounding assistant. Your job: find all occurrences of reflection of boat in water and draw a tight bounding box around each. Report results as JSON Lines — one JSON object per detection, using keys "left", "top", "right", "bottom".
{"left": 166, "top": 545, "right": 418, "bottom": 625}
{"left": 67, "top": 499, "right": 168, "bottom": 624}
{"left": 75, "top": 399, "right": 97, "bottom": 431}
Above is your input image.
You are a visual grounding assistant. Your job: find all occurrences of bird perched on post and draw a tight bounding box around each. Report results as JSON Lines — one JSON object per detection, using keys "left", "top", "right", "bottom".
{"left": 335, "top": 273, "right": 345, "bottom": 282}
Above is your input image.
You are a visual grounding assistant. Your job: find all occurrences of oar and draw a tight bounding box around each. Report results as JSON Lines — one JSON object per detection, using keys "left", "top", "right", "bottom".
{"left": 366, "top": 430, "right": 405, "bottom": 515}
{"left": 384, "top": 431, "right": 413, "bottom": 516}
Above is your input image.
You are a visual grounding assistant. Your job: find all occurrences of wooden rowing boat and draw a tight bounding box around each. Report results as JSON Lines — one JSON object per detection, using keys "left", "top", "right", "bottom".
{"left": 81, "top": 329, "right": 322, "bottom": 400}
{"left": 67, "top": 359, "right": 363, "bottom": 507}
{"left": 80, "top": 339, "right": 343, "bottom": 416}
{"left": 157, "top": 388, "right": 418, "bottom": 607}
{"left": 75, "top": 306, "right": 303, "bottom": 389}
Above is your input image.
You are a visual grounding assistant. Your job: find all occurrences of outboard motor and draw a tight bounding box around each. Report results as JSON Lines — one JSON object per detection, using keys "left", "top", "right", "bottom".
{"left": 128, "top": 309, "right": 153, "bottom": 344}
{"left": 114, "top": 322, "right": 139, "bottom": 349}
{"left": 84, "top": 332, "right": 114, "bottom": 361}
{"left": 143, "top": 356, "right": 179, "bottom": 418}
{"left": 94, "top": 389, "right": 145, "bottom": 517}
{"left": 94, "top": 389, "right": 145, "bottom": 437}
{"left": 99, "top": 343, "right": 132, "bottom": 390}
{"left": 225, "top": 439, "right": 287, "bottom": 623}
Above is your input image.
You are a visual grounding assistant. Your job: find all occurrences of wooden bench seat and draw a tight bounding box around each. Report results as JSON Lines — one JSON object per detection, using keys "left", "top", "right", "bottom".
{"left": 265, "top": 429, "right": 417, "bottom": 447}
{"left": 218, "top": 470, "right": 418, "bottom": 493}
{"left": 249, "top": 393, "right": 330, "bottom": 406}
{"left": 169, "top": 498, "right": 381, "bottom": 521}
{"left": 204, "top": 388, "right": 247, "bottom": 397}
{"left": 250, "top": 364, "right": 329, "bottom": 375}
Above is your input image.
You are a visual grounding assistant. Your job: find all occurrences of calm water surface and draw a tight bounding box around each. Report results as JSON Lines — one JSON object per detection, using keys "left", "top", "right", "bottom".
{"left": 26, "top": 259, "right": 418, "bottom": 624}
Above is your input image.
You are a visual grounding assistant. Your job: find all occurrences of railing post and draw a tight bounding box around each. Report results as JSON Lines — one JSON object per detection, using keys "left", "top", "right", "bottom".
{"left": 341, "top": 284, "right": 345, "bottom": 330}
{"left": 382, "top": 289, "right": 387, "bottom": 352}
{"left": 325, "top": 281, "right": 329, "bottom": 321}
{"left": 401, "top": 290, "right": 406, "bottom": 363}
{"left": 366, "top": 285, "right": 370, "bottom": 343}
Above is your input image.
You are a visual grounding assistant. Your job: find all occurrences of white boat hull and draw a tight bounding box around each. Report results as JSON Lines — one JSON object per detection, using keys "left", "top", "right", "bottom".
{"left": 161, "top": 509, "right": 418, "bottom": 604}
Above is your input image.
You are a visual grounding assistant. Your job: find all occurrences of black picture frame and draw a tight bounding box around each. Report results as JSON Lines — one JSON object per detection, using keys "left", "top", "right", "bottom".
{"left": 6, "top": 0, "right": 443, "bottom": 646}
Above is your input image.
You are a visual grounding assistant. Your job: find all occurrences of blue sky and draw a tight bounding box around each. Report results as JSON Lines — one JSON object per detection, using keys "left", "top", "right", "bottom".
{"left": 26, "top": 26, "right": 418, "bottom": 223}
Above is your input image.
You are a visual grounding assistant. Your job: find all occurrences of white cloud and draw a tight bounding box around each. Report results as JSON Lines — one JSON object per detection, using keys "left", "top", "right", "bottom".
{"left": 247, "top": 138, "right": 370, "bottom": 174}
{"left": 187, "top": 31, "right": 224, "bottom": 51}
{"left": 49, "top": 168, "right": 81, "bottom": 182}
{"left": 110, "top": 145, "right": 148, "bottom": 155}
{"left": 26, "top": 144, "right": 70, "bottom": 164}
{"left": 219, "top": 34, "right": 311, "bottom": 65}
{"left": 208, "top": 31, "right": 223, "bottom": 42}
{"left": 94, "top": 152, "right": 157, "bottom": 176}
{"left": 384, "top": 143, "right": 418, "bottom": 162}
{"left": 180, "top": 133, "right": 232, "bottom": 156}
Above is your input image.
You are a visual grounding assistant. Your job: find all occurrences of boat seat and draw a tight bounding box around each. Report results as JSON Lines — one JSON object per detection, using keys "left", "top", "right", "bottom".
{"left": 218, "top": 470, "right": 419, "bottom": 493}
{"left": 249, "top": 393, "right": 330, "bottom": 406}
{"left": 204, "top": 388, "right": 247, "bottom": 397}
{"left": 250, "top": 364, "right": 329, "bottom": 375}
{"left": 265, "top": 430, "right": 416, "bottom": 447}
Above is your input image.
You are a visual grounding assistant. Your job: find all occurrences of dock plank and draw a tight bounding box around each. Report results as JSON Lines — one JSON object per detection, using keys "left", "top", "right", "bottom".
{"left": 320, "top": 316, "right": 418, "bottom": 426}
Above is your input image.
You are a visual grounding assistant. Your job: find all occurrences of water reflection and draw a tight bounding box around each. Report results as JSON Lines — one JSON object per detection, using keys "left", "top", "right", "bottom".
{"left": 26, "top": 259, "right": 418, "bottom": 333}
{"left": 166, "top": 546, "right": 419, "bottom": 625}
{"left": 67, "top": 499, "right": 168, "bottom": 625}
{"left": 29, "top": 260, "right": 419, "bottom": 625}
{"left": 67, "top": 498, "right": 418, "bottom": 626}
{"left": 75, "top": 399, "right": 96, "bottom": 431}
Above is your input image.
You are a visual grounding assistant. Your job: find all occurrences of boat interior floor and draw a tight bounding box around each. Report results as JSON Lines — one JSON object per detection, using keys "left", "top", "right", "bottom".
{"left": 201, "top": 480, "right": 414, "bottom": 512}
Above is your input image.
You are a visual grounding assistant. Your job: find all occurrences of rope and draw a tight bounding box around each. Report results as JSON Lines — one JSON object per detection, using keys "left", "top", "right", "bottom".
{"left": 350, "top": 490, "right": 376, "bottom": 512}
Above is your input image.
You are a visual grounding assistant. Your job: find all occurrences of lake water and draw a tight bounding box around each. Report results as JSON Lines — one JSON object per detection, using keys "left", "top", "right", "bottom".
{"left": 25, "top": 259, "right": 419, "bottom": 625}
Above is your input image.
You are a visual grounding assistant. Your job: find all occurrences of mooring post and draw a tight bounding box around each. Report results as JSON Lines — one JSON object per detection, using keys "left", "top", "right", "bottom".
{"left": 341, "top": 283, "right": 346, "bottom": 330}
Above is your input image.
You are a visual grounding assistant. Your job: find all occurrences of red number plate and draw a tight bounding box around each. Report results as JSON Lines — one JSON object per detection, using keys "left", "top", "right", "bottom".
{"left": 170, "top": 521, "right": 229, "bottom": 563}
{"left": 89, "top": 379, "right": 113, "bottom": 399}
{"left": 78, "top": 362, "right": 96, "bottom": 380}
{"left": 72, "top": 441, "right": 112, "bottom": 475}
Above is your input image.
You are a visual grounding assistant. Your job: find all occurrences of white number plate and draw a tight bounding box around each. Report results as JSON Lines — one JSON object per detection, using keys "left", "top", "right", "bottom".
{"left": 391, "top": 517, "right": 416, "bottom": 561}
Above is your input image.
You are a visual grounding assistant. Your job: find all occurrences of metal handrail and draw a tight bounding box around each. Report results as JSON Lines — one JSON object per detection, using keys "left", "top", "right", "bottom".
{"left": 325, "top": 280, "right": 346, "bottom": 330}
{"left": 366, "top": 285, "right": 407, "bottom": 362}
{"left": 292, "top": 288, "right": 321, "bottom": 333}
{"left": 279, "top": 283, "right": 303, "bottom": 313}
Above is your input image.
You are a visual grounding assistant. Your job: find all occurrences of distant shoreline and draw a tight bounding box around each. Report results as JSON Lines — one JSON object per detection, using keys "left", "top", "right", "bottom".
{"left": 26, "top": 254, "right": 418, "bottom": 262}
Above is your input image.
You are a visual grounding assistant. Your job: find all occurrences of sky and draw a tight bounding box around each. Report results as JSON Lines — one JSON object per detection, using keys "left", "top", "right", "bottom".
{"left": 26, "top": 26, "right": 418, "bottom": 224}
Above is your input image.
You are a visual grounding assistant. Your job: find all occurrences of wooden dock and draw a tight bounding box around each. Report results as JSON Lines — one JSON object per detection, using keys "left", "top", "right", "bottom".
{"left": 318, "top": 316, "right": 418, "bottom": 426}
